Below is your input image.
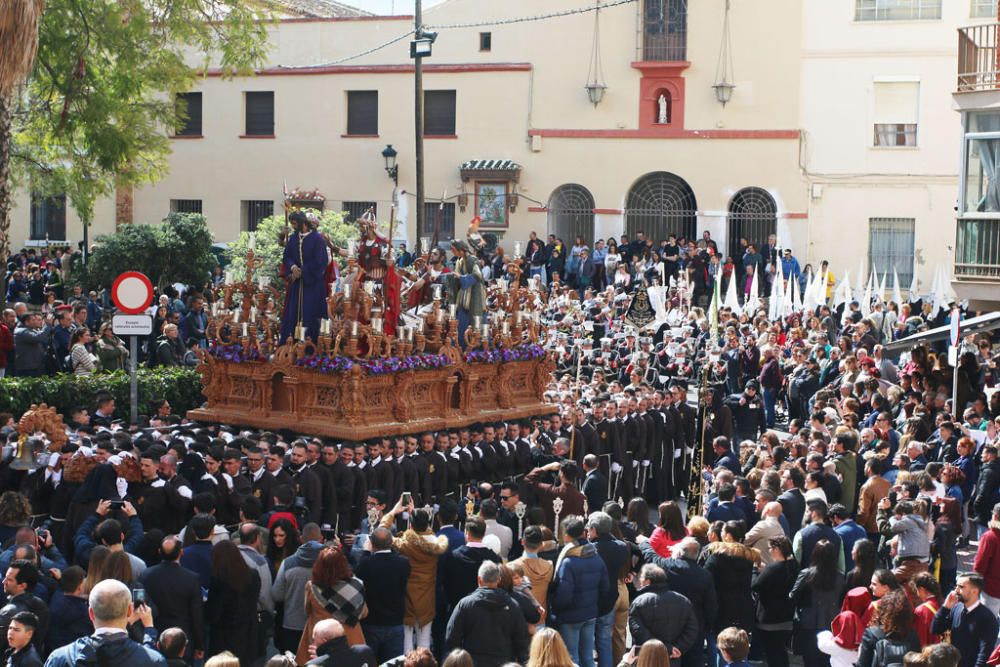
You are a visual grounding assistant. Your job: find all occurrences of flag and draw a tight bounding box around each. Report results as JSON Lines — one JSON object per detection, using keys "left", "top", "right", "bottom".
{"left": 624, "top": 285, "right": 657, "bottom": 329}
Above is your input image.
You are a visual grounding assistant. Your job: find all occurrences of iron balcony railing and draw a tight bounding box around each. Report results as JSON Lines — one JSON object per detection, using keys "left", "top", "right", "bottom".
{"left": 958, "top": 23, "right": 1000, "bottom": 92}
{"left": 956, "top": 217, "right": 1000, "bottom": 280}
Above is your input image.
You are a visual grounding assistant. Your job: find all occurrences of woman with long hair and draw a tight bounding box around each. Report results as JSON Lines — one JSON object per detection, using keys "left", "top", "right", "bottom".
{"left": 751, "top": 536, "right": 798, "bottom": 667}
{"left": 70, "top": 327, "right": 97, "bottom": 375}
{"left": 296, "top": 545, "right": 367, "bottom": 665}
{"left": 854, "top": 590, "right": 920, "bottom": 667}
{"left": 82, "top": 545, "right": 110, "bottom": 595}
{"left": 267, "top": 518, "right": 300, "bottom": 577}
{"left": 633, "top": 639, "right": 671, "bottom": 667}
{"left": 206, "top": 539, "right": 261, "bottom": 666}
{"left": 441, "top": 649, "right": 475, "bottom": 667}
{"left": 790, "top": 539, "right": 847, "bottom": 666}
{"left": 527, "top": 627, "right": 575, "bottom": 667}
{"left": 846, "top": 539, "right": 877, "bottom": 591}
{"left": 648, "top": 501, "right": 687, "bottom": 558}
{"left": 626, "top": 498, "right": 652, "bottom": 538}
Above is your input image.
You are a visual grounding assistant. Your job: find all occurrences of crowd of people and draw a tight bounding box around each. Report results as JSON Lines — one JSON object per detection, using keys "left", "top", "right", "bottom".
{"left": 0, "top": 226, "right": 995, "bottom": 667}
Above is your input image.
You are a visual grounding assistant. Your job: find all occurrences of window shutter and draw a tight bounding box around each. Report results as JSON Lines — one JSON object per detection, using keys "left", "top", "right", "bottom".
{"left": 424, "top": 91, "right": 456, "bottom": 136}
{"left": 347, "top": 91, "right": 378, "bottom": 135}
{"left": 874, "top": 82, "right": 919, "bottom": 125}
{"left": 246, "top": 91, "right": 274, "bottom": 135}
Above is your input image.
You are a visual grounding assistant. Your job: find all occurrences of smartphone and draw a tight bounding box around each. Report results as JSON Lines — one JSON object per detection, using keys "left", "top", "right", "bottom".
{"left": 109, "top": 500, "right": 124, "bottom": 510}
{"left": 401, "top": 492, "right": 412, "bottom": 506}
{"left": 35, "top": 529, "right": 48, "bottom": 543}
{"left": 132, "top": 588, "right": 147, "bottom": 606}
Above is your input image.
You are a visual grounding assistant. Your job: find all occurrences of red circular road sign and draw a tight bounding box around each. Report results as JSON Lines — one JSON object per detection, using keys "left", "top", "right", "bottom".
{"left": 111, "top": 272, "right": 154, "bottom": 315}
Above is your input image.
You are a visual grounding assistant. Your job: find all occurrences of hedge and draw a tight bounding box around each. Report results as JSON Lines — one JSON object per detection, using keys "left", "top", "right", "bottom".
{"left": 0, "top": 368, "right": 204, "bottom": 420}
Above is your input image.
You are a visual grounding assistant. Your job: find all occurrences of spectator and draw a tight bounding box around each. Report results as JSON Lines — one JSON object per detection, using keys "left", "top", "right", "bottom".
{"left": 703, "top": 521, "right": 755, "bottom": 661}
{"left": 509, "top": 526, "right": 554, "bottom": 627}
{"left": 790, "top": 539, "right": 846, "bottom": 666}
{"left": 587, "top": 511, "right": 629, "bottom": 667}
{"left": 0, "top": 560, "right": 48, "bottom": 654}
{"left": 830, "top": 503, "right": 867, "bottom": 574}
{"left": 816, "top": 610, "right": 863, "bottom": 667}
{"left": 272, "top": 522, "right": 325, "bottom": 653}
{"left": 440, "top": 516, "right": 501, "bottom": 614}
{"left": 72, "top": 499, "right": 146, "bottom": 578}
{"left": 355, "top": 526, "right": 410, "bottom": 663}
{"left": 628, "top": 563, "right": 698, "bottom": 663}
{"left": 3, "top": 610, "right": 41, "bottom": 667}
{"left": 855, "top": 589, "right": 920, "bottom": 667}
{"left": 973, "top": 501, "right": 1000, "bottom": 615}
{"left": 157, "top": 627, "right": 188, "bottom": 667}
{"left": 206, "top": 540, "right": 261, "bottom": 666}
{"left": 44, "top": 579, "right": 164, "bottom": 666}
{"left": 750, "top": 536, "right": 798, "bottom": 667}
{"left": 296, "top": 545, "right": 365, "bottom": 664}
{"left": 445, "top": 561, "right": 529, "bottom": 667}
{"left": 717, "top": 626, "right": 752, "bottom": 667}
{"left": 69, "top": 327, "right": 98, "bottom": 375}
{"left": 0, "top": 309, "right": 13, "bottom": 378}
{"left": 931, "top": 573, "right": 999, "bottom": 667}
{"left": 380, "top": 502, "right": 448, "bottom": 654}
{"left": 178, "top": 513, "right": 215, "bottom": 589}
{"left": 12, "top": 314, "right": 50, "bottom": 377}
{"left": 45, "top": 566, "right": 90, "bottom": 654}
{"left": 549, "top": 516, "right": 610, "bottom": 667}
{"left": 526, "top": 627, "right": 574, "bottom": 667}
{"left": 303, "top": 617, "right": 376, "bottom": 666}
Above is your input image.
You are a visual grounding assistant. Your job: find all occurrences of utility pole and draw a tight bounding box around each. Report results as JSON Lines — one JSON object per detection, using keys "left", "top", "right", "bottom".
{"left": 414, "top": 0, "right": 425, "bottom": 245}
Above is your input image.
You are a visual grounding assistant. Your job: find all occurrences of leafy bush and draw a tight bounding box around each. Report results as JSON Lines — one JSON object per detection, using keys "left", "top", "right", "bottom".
{"left": 0, "top": 368, "right": 204, "bottom": 420}
{"left": 77, "top": 213, "right": 216, "bottom": 291}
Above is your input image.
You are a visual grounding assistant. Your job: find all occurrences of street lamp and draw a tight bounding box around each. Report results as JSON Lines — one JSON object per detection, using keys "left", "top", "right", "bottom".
{"left": 382, "top": 144, "right": 398, "bottom": 185}
{"left": 712, "top": 81, "right": 735, "bottom": 106}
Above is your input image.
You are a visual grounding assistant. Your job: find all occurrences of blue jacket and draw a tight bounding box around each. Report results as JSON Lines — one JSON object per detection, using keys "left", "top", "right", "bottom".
{"left": 46, "top": 591, "right": 91, "bottom": 654}
{"left": 931, "top": 603, "right": 999, "bottom": 667}
{"left": 73, "top": 513, "right": 144, "bottom": 568}
{"left": 550, "top": 540, "right": 610, "bottom": 625}
{"left": 591, "top": 535, "right": 629, "bottom": 616}
{"left": 0, "top": 543, "right": 67, "bottom": 573}
{"left": 179, "top": 542, "right": 214, "bottom": 590}
{"left": 714, "top": 450, "right": 741, "bottom": 475}
{"left": 44, "top": 630, "right": 164, "bottom": 667}
{"left": 707, "top": 501, "right": 748, "bottom": 524}
{"left": 833, "top": 519, "right": 867, "bottom": 573}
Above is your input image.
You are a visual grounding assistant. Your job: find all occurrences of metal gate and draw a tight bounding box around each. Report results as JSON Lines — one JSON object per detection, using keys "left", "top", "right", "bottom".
{"left": 625, "top": 172, "right": 697, "bottom": 242}
{"left": 547, "top": 184, "right": 596, "bottom": 247}
{"left": 727, "top": 187, "right": 776, "bottom": 259}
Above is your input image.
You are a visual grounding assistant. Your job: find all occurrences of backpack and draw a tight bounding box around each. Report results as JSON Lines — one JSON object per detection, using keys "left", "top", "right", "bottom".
{"left": 873, "top": 637, "right": 909, "bottom": 667}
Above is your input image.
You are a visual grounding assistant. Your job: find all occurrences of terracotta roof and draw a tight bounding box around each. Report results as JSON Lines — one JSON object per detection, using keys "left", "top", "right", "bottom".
{"left": 269, "top": 0, "right": 373, "bottom": 18}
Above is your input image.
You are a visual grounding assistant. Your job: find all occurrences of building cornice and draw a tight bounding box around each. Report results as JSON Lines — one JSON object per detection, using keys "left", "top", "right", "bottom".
{"left": 201, "top": 63, "right": 532, "bottom": 77}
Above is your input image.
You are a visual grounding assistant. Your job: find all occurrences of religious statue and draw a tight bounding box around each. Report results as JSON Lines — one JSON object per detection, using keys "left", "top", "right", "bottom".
{"left": 404, "top": 247, "right": 451, "bottom": 313}
{"left": 446, "top": 239, "right": 485, "bottom": 347}
{"left": 281, "top": 210, "right": 329, "bottom": 343}
{"left": 657, "top": 93, "right": 669, "bottom": 124}
{"left": 332, "top": 209, "right": 401, "bottom": 336}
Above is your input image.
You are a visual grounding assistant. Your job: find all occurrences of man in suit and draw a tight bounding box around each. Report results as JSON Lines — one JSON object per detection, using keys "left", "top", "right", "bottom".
{"left": 581, "top": 454, "right": 608, "bottom": 514}
{"left": 355, "top": 527, "right": 411, "bottom": 664}
{"left": 139, "top": 536, "right": 204, "bottom": 661}
{"left": 931, "top": 573, "right": 999, "bottom": 667}
{"left": 777, "top": 466, "right": 807, "bottom": 536}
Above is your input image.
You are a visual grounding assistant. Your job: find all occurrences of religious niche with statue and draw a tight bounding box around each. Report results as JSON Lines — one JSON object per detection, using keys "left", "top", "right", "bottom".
{"left": 188, "top": 208, "right": 555, "bottom": 440}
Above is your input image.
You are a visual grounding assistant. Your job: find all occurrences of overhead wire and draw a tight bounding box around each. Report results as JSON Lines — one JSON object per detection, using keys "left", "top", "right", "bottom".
{"left": 277, "top": 0, "right": 638, "bottom": 70}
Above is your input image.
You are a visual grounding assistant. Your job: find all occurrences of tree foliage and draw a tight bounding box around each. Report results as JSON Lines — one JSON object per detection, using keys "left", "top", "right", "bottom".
{"left": 226, "top": 209, "right": 358, "bottom": 290}
{"left": 80, "top": 212, "right": 216, "bottom": 290}
{"left": 3, "top": 0, "right": 271, "bottom": 240}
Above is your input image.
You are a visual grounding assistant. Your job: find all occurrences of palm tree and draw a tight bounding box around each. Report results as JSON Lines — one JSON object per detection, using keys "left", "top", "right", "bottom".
{"left": 0, "top": 0, "right": 46, "bottom": 275}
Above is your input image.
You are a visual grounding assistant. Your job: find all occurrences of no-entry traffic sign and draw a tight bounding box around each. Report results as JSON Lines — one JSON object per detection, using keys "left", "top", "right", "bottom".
{"left": 111, "top": 272, "right": 154, "bottom": 315}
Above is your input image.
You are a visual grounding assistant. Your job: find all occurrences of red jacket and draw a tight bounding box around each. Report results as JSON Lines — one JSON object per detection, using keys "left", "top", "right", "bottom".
{"left": 974, "top": 525, "right": 1000, "bottom": 598}
{"left": 0, "top": 323, "right": 12, "bottom": 369}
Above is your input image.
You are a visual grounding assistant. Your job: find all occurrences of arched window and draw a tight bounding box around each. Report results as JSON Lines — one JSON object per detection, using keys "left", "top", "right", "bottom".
{"left": 547, "top": 184, "right": 596, "bottom": 247}
{"left": 624, "top": 172, "right": 697, "bottom": 242}
{"left": 727, "top": 187, "right": 777, "bottom": 260}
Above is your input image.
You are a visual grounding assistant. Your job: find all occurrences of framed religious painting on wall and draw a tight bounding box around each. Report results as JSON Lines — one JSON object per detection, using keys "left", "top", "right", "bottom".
{"left": 475, "top": 181, "right": 508, "bottom": 228}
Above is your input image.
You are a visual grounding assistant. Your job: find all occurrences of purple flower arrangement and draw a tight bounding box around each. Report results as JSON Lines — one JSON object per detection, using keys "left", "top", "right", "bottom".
{"left": 208, "top": 342, "right": 265, "bottom": 363}
{"left": 464, "top": 343, "right": 546, "bottom": 365}
{"left": 294, "top": 353, "right": 452, "bottom": 376}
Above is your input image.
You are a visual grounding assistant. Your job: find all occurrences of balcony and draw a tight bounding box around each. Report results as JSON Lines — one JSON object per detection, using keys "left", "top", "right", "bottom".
{"left": 956, "top": 218, "right": 1000, "bottom": 280}
{"left": 958, "top": 23, "right": 1000, "bottom": 92}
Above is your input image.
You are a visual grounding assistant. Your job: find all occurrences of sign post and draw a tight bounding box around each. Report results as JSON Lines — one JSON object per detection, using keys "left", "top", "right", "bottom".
{"left": 950, "top": 307, "right": 961, "bottom": 418}
{"left": 110, "top": 272, "right": 154, "bottom": 425}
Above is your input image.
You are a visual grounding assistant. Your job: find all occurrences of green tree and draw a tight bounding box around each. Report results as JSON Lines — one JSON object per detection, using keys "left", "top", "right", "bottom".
{"left": 81, "top": 212, "right": 216, "bottom": 290}
{"left": 0, "top": 0, "right": 271, "bottom": 275}
{"left": 226, "top": 209, "right": 357, "bottom": 289}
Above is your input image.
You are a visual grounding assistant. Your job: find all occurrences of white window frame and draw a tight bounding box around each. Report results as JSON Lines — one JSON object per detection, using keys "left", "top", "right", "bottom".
{"left": 971, "top": 0, "right": 998, "bottom": 18}
{"left": 855, "top": 0, "right": 942, "bottom": 21}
